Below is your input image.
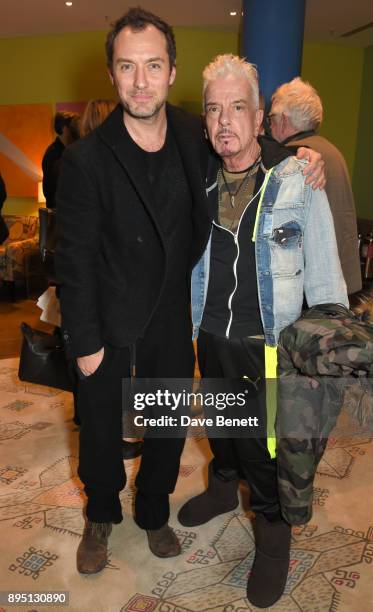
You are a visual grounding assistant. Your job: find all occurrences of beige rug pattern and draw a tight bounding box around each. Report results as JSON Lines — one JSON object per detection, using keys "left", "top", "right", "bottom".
{"left": 0, "top": 358, "right": 373, "bottom": 612}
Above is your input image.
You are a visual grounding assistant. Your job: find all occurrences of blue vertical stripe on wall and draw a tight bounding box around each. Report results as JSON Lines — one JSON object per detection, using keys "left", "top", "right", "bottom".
{"left": 241, "top": 0, "right": 306, "bottom": 107}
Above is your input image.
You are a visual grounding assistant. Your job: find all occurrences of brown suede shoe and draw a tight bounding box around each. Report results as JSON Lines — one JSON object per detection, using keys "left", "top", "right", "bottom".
{"left": 146, "top": 523, "right": 181, "bottom": 558}
{"left": 77, "top": 521, "right": 112, "bottom": 574}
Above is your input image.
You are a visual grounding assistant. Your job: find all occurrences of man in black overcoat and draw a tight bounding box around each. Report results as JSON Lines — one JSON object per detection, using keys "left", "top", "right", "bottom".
{"left": 56, "top": 8, "right": 211, "bottom": 573}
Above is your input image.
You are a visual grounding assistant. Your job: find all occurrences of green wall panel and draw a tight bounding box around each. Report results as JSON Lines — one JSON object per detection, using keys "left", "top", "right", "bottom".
{"left": 302, "top": 42, "right": 364, "bottom": 181}
{"left": 353, "top": 44, "right": 373, "bottom": 220}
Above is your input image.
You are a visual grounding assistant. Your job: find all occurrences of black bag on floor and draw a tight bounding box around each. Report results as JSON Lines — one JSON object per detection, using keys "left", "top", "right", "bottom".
{"left": 18, "top": 322, "right": 73, "bottom": 391}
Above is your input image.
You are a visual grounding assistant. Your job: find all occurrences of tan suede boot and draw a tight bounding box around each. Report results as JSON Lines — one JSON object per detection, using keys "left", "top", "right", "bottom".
{"left": 146, "top": 523, "right": 181, "bottom": 558}
{"left": 76, "top": 521, "right": 112, "bottom": 574}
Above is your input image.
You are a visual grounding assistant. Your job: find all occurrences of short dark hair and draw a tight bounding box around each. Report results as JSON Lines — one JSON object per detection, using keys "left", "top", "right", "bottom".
{"left": 105, "top": 7, "right": 176, "bottom": 72}
{"left": 54, "top": 111, "right": 79, "bottom": 135}
{"left": 69, "top": 115, "right": 81, "bottom": 142}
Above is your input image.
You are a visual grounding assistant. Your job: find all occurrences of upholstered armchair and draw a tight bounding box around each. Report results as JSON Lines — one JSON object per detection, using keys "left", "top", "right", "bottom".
{"left": 0, "top": 215, "right": 39, "bottom": 300}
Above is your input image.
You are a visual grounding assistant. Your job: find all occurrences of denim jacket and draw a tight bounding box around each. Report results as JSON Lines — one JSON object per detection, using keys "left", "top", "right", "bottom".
{"left": 191, "top": 156, "right": 349, "bottom": 347}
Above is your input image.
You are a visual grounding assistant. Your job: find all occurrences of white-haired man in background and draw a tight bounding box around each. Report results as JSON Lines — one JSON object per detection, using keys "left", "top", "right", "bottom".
{"left": 177, "top": 55, "right": 348, "bottom": 608}
{"left": 269, "top": 77, "right": 361, "bottom": 295}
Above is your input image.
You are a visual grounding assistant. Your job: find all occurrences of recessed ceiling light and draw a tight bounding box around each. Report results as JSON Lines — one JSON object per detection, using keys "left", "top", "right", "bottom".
{"left": 65, "top": 1, "right": 73, "bottom": 6}
{"left": 230, "top": 11, "right": 237, "bottom": 16}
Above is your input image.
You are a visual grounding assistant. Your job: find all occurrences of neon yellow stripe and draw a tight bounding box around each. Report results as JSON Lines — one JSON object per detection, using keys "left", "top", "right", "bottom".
{"left": 252, "top": 167, "right": 274, "bottom": 243}
{"left": 265, "top": 344, "right": 277, "bottom": 378}
{"left": 265, "top": 344, "right": 277, "bottom": 459}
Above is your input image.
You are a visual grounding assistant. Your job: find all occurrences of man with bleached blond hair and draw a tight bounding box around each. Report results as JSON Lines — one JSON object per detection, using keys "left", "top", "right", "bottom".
{"left": 177, "top": 55, "right": 348, "bottom": 608}
{"left": 269, "top": 77, "right": 361, "bottom": 294}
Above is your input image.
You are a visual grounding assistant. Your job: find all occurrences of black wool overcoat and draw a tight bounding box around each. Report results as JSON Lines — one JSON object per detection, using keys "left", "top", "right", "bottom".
{"left": 55, "top": 103, "right": 211, "bottom": 358}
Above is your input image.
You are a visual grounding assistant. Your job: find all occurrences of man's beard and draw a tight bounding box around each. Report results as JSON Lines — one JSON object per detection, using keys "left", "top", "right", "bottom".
{"left": 122, "top": 97, "right": 164, "bottom": 120}
{"left": 216, "top": 141, "right": 238, "bottom": 158}
{"left": 215, "top": 131, "right": 238, "bottom": 157}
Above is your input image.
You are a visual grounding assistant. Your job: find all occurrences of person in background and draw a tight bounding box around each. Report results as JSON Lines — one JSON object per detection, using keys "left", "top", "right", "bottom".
{"left": 42, "top": 111, "right": 80, "bottom": 209}
{"left": 68, "top": 115, "right": 81, "bottom": 143}
{"left": 0, "top": 171, "right": 6, "bottom": 207}
{"left": 258, "top": 91, "right": 265, "bottom": 135}
{"left": 269, "top": 77, "right": 361, "bottom": 295}
{"left": 80, "top": 99, "right": 117, "bottom": 137}
{"left": 0, "top": 171, "right": 9, "bottom": 244}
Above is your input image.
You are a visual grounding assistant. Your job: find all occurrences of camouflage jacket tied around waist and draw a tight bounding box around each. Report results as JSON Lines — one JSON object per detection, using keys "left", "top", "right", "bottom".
{"left": 276, "top": 303, "right": 373, "bottom": 525}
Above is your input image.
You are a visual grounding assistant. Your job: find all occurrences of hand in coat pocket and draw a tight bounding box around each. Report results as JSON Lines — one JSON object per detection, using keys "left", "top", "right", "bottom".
{"left": 77, "top": 347, "right": 104, "bottom": 377}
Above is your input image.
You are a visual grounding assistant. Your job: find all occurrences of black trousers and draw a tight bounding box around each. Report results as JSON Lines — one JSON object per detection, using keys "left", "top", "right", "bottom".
{"left": 76, "top": 304, "right": 195, "bottom": 529}
{"left": 198, "top": 329, "right": 281, "bottom": 521}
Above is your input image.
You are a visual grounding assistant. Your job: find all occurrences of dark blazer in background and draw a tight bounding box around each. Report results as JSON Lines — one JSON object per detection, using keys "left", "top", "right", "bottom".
{"left": 41, "top": 138, "right": 65, "bottom": 209}
{"left": 55, "top": 104, "right": 211, "bottom": 359}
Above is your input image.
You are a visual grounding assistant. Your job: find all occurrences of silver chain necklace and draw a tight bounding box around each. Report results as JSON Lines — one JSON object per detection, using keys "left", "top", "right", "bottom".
{"left": 219, "top": 156, "right": 261, "bottom": 207}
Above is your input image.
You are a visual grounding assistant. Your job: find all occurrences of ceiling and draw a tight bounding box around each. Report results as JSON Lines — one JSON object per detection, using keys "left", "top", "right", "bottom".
{"left": 0, "top": 0, "right": 373, "bottom": 47}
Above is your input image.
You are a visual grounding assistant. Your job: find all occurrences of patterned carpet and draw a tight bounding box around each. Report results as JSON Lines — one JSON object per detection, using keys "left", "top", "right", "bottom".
{"left": 1, "top": 357, "right": 373, "bottom": 612}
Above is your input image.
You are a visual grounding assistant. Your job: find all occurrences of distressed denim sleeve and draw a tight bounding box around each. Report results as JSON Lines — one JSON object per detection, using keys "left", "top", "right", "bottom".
{"left": 303, "top": 186, "right": 348, "bottom": 308}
